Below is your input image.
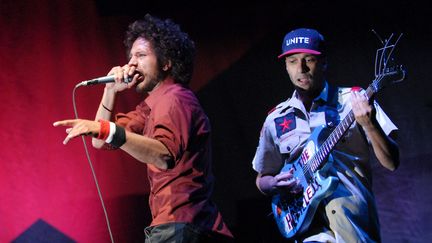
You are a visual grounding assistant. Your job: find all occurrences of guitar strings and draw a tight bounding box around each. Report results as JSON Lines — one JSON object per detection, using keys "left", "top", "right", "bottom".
{"left": 300, "top": 74, "right": 387, "bottom": 181}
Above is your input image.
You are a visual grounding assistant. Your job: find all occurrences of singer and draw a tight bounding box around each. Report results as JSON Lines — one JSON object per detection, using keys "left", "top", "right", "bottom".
{"left": 54, "top": 14, "right": 233, "bottom": 242}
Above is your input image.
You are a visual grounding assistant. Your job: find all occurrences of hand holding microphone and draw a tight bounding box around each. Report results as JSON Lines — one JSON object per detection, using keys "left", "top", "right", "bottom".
{"left": 75, "top": 75, "right": 133, "bottom": 87}
{"left": 76, "top": 64, "right": 142, "bottom": 89}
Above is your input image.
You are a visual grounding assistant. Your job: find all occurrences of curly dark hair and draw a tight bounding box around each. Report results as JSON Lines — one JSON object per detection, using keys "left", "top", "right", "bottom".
{"left": 124, "top": 14, "right": 196, "bottom": 85}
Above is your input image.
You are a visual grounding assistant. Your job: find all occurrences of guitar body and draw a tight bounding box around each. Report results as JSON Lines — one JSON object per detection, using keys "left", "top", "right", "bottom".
{"left": 271, "top": 125, "right": 339, "bottom": 239}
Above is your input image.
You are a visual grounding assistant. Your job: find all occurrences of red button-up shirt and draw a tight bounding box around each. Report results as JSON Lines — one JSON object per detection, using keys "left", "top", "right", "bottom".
{"left": 116, "top": 78, "right": 232, "bottom": 237}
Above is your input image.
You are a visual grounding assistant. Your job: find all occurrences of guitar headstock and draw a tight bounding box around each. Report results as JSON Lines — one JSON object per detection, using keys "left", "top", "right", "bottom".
{"left": 371, "top": 64, "right": 406, "bottom": 92}
{"left": 371, "top": 32, "right": 407, "bottom": 93}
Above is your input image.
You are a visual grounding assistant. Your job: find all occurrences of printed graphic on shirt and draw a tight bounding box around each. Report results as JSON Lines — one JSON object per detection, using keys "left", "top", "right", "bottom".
{"left": 274, "top": 112, "right": 296, "bottom": 138}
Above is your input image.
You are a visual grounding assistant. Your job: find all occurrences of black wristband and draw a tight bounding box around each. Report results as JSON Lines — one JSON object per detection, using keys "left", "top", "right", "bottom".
{"left": 109, "top": 125, "right": 126, "bottom": 148}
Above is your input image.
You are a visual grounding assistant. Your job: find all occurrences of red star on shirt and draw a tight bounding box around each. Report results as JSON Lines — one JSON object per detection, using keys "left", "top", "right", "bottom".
{"left": 279, "top": 118, "right": 293, "bottom": 132}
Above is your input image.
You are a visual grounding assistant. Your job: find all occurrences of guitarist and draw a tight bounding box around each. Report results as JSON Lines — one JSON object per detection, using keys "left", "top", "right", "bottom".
{"left": 252, "top": 28, "right": 400, "bottom": 242}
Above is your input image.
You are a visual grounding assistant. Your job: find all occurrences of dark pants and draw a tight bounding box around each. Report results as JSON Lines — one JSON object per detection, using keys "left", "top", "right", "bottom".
{"left": 144, "top": 222, "right": 234, "bottom": 243}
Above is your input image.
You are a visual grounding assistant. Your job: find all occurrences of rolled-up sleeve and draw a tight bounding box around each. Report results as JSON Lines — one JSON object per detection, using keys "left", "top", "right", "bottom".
{"left": 151, "top": 96, "right": 190, "bottom": 164}
{"left": 373, "top": 101, "right": 398, "bottom": 136}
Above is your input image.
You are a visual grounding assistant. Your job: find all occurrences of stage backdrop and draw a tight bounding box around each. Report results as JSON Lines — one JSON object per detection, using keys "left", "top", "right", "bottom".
{"left": 0, "top": 0, "right": 259, "bottom": 242}
{"left": 1, "top": 0, "right": 431, "bottom": 242}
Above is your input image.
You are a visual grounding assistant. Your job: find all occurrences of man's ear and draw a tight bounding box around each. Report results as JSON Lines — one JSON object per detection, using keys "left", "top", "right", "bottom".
{"left": 162, "top": 60, "right": 172, "bottom": 71}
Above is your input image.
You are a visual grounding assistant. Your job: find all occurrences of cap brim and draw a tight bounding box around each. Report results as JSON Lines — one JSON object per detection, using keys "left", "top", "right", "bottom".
{"left": 277, "top": 49, "right": 321, "bottom": 59}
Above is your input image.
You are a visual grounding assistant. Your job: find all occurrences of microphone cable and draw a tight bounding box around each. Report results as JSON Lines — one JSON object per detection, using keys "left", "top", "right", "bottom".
{"left": 72, "top": 85, "right": 115, "bottom": 243}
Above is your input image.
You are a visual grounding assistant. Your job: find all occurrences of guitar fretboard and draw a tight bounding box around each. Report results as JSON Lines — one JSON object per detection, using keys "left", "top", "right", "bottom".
{"left": 303, "top": 85, "right": 375, "bottom": 180}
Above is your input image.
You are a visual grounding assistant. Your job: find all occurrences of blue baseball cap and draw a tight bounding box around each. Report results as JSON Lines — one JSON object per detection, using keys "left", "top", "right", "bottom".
{"left": 278, "top": 28, "right": 325, "bottom": 58}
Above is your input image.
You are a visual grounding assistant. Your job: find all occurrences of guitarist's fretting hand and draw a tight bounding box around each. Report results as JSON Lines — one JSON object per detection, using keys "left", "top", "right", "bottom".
{"left": 350, "top": 90, "right": 399, "bottom": 171}
{"left": 350, "top": 90, "right": 375, "bottom": 129}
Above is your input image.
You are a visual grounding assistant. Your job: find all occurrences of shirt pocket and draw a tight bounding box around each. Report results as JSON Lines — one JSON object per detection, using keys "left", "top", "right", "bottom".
{"left": 278, "top": 131, "right": 301, "bottom": 154}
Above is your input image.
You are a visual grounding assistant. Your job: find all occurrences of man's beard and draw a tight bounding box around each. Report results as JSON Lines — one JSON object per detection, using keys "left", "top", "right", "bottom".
{"left": 135, "top": 70, "right": 167, "bottom": 93}
{"left": 294, "top": 80, "right": 324, "bottom": 99}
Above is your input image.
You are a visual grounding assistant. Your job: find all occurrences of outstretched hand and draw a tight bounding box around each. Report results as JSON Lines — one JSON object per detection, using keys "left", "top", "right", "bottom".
{"left": 53, "top": 119, "right": 100, "bottom": 144}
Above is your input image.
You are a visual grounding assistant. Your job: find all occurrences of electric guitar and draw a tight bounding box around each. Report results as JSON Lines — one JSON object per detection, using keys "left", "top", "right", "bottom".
{"left": 271, "top": 34, "right": 406, "bottom": 239}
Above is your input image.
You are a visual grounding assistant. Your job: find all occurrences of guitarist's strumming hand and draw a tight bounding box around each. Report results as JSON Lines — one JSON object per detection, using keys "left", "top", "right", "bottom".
{"left": 256, "top": 168, "right": 302, "bottom": 196}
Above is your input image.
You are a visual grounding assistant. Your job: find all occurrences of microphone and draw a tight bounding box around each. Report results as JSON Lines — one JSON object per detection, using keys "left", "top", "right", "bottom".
{"left": 76, "top": 75, "right": 132, "bottom": 88}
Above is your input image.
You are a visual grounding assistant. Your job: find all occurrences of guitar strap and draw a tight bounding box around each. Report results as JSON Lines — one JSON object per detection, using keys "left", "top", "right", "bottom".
{"left": 326, "top": 84, "right": 338, "bottom": 106}
{"left": 323, "top": 84, "right": 341, "bottom": 127}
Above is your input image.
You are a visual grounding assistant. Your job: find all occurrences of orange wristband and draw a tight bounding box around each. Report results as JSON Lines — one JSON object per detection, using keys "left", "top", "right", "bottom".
{"left": 97, "top": 119, "right": 110, "bottom": 140}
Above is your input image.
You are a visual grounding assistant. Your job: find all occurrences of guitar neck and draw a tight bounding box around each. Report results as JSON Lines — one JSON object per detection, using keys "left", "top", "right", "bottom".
{"left": 308, "top": 85, "right": 375, "bottom": 173}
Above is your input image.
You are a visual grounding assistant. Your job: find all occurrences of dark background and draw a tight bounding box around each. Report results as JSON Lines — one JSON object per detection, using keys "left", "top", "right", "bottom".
{"left": 1, "top": 0, "right": 431, "bottom": 242}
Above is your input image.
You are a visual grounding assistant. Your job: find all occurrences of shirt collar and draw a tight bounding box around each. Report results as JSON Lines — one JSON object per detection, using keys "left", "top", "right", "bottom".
{"left": 286, "top": 81, "right": 329, "bottom": 113}
{"left": 314, "top": 80, "right": 329, "bottom": 102}
{"left": 144, "top": 78, "right": 176, "bottom": 109}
